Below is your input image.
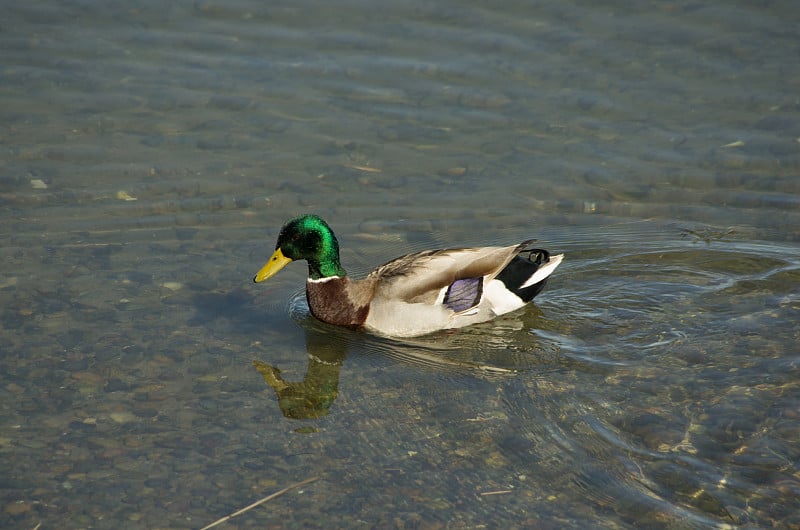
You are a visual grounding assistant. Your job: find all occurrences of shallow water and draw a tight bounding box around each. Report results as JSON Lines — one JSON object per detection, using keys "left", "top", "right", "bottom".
{"left": 2, "top": 1, "right": 799, "bottom": 528}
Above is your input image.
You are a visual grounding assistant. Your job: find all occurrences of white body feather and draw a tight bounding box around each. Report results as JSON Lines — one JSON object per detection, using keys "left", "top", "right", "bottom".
{"left": 363, "top": 253, "right": 564, "bottom": 337}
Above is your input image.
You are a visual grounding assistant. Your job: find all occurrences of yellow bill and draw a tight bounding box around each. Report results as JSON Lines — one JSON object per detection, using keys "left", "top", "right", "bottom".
{"left": 254, "top": 248, "right": 293, "bottom": 283}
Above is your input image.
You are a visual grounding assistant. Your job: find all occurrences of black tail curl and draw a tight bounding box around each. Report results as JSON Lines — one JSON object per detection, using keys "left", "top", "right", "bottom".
{"left": 495, "top": 249, "right": 552, "bottom": 302}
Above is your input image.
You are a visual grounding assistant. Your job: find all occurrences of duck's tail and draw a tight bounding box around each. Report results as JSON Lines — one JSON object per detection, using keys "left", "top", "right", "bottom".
{"left": 496, "top": 249, "right": 564, "bottom": 302}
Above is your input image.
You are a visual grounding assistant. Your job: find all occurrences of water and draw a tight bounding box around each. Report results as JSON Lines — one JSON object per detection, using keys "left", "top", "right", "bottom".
{"left": 2, "top": 0, "right": 799, "bottom": 528}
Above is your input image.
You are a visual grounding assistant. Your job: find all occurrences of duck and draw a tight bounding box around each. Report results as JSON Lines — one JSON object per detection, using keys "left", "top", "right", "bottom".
{"left": 253, "top": 214, "right": 563, "bottom": 338}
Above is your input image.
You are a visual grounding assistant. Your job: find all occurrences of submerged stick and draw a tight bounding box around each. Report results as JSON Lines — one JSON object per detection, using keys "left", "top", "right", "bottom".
{"left": 200, "top": 476, "right": 319, "bottom": 530}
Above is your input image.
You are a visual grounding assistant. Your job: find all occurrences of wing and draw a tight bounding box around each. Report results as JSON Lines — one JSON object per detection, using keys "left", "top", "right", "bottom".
{"left": 442, "top": 277, "right": 483, "bottom": 312}
{"left": 367, "top": 242, "right": 531, "bottom": 303}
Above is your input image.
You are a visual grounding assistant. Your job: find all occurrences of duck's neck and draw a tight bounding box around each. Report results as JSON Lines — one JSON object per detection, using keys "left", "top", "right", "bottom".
{"left": 305, "top": 219, "right": 347, "bottom": 280}
{"left": 308, "top": 254, "right": 347, "bottom": 280}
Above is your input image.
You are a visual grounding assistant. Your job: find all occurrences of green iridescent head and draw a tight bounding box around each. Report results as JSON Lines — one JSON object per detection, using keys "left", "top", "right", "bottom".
{"left": 254, "top": 215, "right": 346, "bottom": 282}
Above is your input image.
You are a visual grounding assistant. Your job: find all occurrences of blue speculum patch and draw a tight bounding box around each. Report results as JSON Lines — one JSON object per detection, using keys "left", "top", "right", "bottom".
{"left": 443, "top": 277, "right": 483, "bottom": 312}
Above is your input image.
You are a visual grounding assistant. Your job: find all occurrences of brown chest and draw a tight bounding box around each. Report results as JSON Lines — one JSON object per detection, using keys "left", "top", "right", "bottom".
{"left": 305, "top": 278, "right": 369, "bottom": 328}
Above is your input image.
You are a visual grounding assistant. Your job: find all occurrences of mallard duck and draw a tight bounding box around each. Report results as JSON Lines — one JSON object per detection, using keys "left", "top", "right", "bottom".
{"left": 253, "top": 215, "right": 563, "bottom": 337}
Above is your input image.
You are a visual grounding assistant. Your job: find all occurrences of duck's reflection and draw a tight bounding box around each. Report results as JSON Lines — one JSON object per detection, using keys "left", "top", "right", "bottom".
{"left": 254, "top": 324, "right": 348, "bottom": 419}
{"left": 254, "top": 315, "right": 529, "bottom": 420}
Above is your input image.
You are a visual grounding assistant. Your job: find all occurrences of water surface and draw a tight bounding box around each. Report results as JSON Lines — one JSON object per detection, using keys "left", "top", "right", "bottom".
{"left": 2, "top": 1, "right": 799, "bottom": 528}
